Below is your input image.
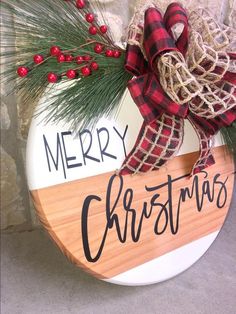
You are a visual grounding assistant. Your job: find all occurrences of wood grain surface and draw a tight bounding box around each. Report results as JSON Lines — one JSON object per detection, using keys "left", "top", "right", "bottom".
{"left": 31, "top": 146, "right": 235, "bottom": 279}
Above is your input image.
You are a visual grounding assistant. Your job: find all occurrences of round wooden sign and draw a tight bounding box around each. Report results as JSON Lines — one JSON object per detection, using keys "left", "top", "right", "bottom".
{"left": 27, "top": 90, "right": 235, "bottom": 286}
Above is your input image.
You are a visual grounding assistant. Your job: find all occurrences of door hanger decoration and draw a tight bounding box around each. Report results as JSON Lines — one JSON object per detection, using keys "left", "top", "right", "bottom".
{"left": 1, "top": 0, "right": 236, "bottom": 285}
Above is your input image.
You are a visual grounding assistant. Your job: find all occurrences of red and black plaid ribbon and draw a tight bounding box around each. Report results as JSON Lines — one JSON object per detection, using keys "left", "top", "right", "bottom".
{"left": 120, "top": 2, "right": 236, "bottom": 176}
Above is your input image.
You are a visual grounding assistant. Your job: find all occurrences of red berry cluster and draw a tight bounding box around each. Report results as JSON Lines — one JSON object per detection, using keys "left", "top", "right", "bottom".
{"left": 93, "top": 43, "right": 121, "bottom": 58}
{"left": 83, "top": 9, "right": 108, "bottom": 36}
{"left": 17, "top": 1, "right": 122, "bottom": 84}
{"left": 47, "top": 46, "right": 100, "bottom": 83}
{"left": 17, "top": 45, "right": 100, "bottom": 83}
{"left": 75, "top": 0, "right": 121, "bottom": 54}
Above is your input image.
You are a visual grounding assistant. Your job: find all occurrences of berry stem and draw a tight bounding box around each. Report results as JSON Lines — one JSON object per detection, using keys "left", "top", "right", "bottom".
{"left": 60, "top": 58, "right": 95, "bottom": 76}
{"left": 61, "top": 40, "right": 123, "bottom": 54}
{"left": 33, "top": 55, "right": 53, "bottom": 68}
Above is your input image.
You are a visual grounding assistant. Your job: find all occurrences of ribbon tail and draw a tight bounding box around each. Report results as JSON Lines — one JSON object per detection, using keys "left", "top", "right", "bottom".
{"left": 127, "top": 74, "right": 164, "bottom": 123}
{"left": 188, "top": 105, "right": 236, "bottom": 175}
{"left": 188, "top": 114, "right": 216, "bottom": 175}
{"left": 119, "top": 114, "right": 184, "bottom": 175}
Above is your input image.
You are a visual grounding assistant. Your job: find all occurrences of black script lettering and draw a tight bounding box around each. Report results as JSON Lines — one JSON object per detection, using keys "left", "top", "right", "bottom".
{"left": 43, "top": 133, "right": 66, "bottom": 179}
{"left": 81, "top": 195, "right": 108, "bottom": 263}
{"left": 113, "top": 125, "right": 128, "bottom": 157}
{"left": 61, "top": 131, "right": 82, "bottom": 169}
{"left": 178, "top": 172, "right": 228, "bottom": 213}
{"left": 152, "top": 199, "right": 169, "bottom": 236}
{"left": 213, "top": 174, "right": 228, "bottom": 208}
{"left": 43, "top": 125, "right": 129, "bottom": 178}
{"left": 79, "top": 129, "right": 100, "bottom": 165}
{"left": 97, "top": 127, "right": 117, "bottom": 161}
{"left": 123, "top": 188, "right": 149, "bottom": 242}
{"left": 106, "top": 175, "right": 125, "bottom": 242}
{"left": 146, "top": 175, "right": 189, "bottom": 234}
{"left": 80, "top": 171, "right": 230, "bottom": 263}
{"left": 179, "top": 175, "right": 203, "bottom": 211}
{"left": 82, "top": 175, "right": 156, "bottom": 261}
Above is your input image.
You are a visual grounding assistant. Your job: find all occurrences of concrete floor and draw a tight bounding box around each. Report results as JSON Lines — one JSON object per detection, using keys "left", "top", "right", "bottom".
{"left": 1, "top": 191, "right": 236, "bottom": 314}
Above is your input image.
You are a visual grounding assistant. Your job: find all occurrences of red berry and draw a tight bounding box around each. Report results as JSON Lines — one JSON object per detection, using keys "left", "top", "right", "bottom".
{"left": 66, "top": 69, "right": 77, "bottom": 79}
{"left": 90, "top": 62, "right": 99, "bottom": 71}
{"left": 89, "top": 25, "right": 97, "bottom": 35}
{"left": 100, "top": 25, "right": 108, "bottom": 34}
{"left": 65, "top": 54, "right": 74, "bottom": 62}
{"left": 76, "top": 0, "right": 85, "bottom": 9}
{"left": 94, "top": 43, "right": 103, "bottom": 53}
{"left": 81, "top": 66, "right": 91, "bottom": 77}
{"left": 33, "top": 54, "right": 44, "bottom": 64}
{"left": 105, "top": 49, "right": 113, "bottom": 57}
{"left": 50, "top": 46, "right": 61, "bottom": 56}
{"left": 113, "top": 50, "right": 121, "bottom": 58}
{"left": 75, "top": 56, "right": 84, "bottom": 64}
{"left": 86, "top": 13, "right": 95, "bottom": 23}
{"left": 83, "top": 55, "right": 91, "bottom": 61}
{"left": 17, "top": 66, "right": 29, "bottom": 77}
{"left": 47, "top": 72, "right": 58, "bottom": 83}
{"left": 57, "top": 54, "right": 66, "bottom": 63}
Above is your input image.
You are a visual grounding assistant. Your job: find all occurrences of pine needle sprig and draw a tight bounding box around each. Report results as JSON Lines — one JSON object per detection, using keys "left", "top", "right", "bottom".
{"left": 1, "top": 0, "right": 129, "bottom": 130}
{"left": 37, "top": 52, "right": 132, "bottom": 131}
{"left": 221, "top": 122, "right": 236, "bottom": 162}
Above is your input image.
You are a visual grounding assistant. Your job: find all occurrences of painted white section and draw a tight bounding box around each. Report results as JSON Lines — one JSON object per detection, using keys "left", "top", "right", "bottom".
{"left": 26, "top": 90, "right": 143, "bottom": 190}
{"left": 26, "top": 90, "right": 223, "bottom": 190}
{"left": 105, "top": 231, "right": 220, "bottom": 286}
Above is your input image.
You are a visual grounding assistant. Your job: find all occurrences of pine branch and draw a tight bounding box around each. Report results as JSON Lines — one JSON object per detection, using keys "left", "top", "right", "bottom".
{"left": 36, "top": 51, "right": 131, "bottom": 130}
{"left": 1, "top": 0, "right": 130, "bottom": 130}
{"left": 221, "top": 122, "right": 236, "bottom": 161}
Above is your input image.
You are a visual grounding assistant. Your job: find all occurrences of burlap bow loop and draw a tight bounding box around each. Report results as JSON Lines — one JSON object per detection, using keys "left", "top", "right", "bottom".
{"left": 185, "top": 16, "right": 236, "bottom": 119}
{"left": 119, "top": 2, "right": 236, "bottom": 176}
{"left": 186, "top": 31, "right": 230, "bottom": 84}
{"left": 189, "top": 81, "right": 236, "bottom": 118}
{"left": 125, "top": 4, "right": 190, "bottom": 122}
{"left": 157, "top": 51, "right": 202, "bottom": 105}
{"left": 189, "top": 8, "right": 230, "bottom": 51}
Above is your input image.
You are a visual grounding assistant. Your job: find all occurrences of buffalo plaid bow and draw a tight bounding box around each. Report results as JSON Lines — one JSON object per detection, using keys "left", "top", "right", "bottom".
{"left": 119, "top": 2, "right": 236, "bottom": 176}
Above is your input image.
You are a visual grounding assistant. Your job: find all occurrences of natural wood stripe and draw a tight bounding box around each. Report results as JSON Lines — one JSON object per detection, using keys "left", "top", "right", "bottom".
{"left": 31, "top": 146, "right": 234, "bottom": 279}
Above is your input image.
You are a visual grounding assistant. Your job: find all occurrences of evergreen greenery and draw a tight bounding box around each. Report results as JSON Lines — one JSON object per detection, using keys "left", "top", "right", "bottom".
{"left": 1, "top": 0, "right": 132, "bottom": 129}
{"left": 221, "top": 122, "right": 236, "bottom": 162}
{"left": 0, "top": 0, "right": 235, "bottom": 155}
